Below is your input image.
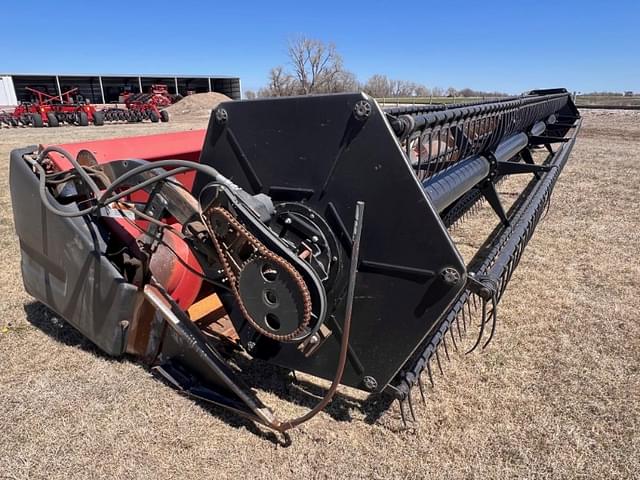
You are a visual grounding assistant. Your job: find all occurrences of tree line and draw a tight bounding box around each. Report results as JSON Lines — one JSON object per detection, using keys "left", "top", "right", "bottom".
{"left": 244, "top": 37, "right": 508, "bottom": 99}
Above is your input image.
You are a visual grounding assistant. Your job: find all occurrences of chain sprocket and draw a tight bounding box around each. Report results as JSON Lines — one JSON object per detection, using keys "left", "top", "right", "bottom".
{"left": 204, "top": 206, "right": 313, "bottom": 342}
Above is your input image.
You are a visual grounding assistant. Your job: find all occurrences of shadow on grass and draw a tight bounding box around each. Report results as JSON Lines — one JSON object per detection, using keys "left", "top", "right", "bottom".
{"left": 23, "top": 301, "right": 396, "bottom": 443}
{"left": 23, "top": 302, "right": 109, "bottom": 357}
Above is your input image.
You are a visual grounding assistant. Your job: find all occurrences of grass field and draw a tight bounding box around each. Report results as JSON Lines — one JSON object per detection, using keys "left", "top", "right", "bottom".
{"left": 0, "top": 109, "right": 638, "bottom": 479}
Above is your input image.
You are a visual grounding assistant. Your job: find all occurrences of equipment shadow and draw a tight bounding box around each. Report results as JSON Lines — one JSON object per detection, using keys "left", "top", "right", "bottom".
{"left": 23, "top": 301, "right": 394, "bottom": 438}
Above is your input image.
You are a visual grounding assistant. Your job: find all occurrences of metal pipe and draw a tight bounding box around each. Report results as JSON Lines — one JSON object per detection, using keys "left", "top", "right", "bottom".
{"left": 494, "top": 133, "right": 528, "bottom": 163}
{"left": 98, "top": 76, "right": 105, "bottom": 104}
{"left": 55, "top": 76, "right": 63, "bottom": 102}
{"left": 530, "top": 121, "right": 546, "bottom": 136}
{"left": 423, "top": 125, "right": 540, "bottom": 213}
{"left": 423, "top": 155, "right": 490, "bottom": 213}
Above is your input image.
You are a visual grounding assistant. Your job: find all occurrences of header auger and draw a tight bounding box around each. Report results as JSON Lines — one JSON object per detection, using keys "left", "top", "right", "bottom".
{"left": 9, "top": 89, "right": 580, "bottom": 431}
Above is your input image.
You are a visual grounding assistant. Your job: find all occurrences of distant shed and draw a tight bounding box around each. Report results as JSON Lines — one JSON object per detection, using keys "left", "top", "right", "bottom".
{"left": 0, "top": 73, "right": 241, "bottom": 106}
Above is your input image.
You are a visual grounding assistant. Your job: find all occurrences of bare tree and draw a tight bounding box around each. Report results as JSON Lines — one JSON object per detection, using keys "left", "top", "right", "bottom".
{"left": 260, "top": 66, "right": 297, "bottom": 97}
{"left": 364, "top": 75, "right": 430, "bottom": 98}
{"left": 244, "top": 90, "right": 257, "bottom": 100}
{"left": 257, "top": 37, "right": 357, "bottom": 97}
{"left": 254, "top": 37, "right": 503, "bottom": 99}
{"left": 324, "top": 70, "right": 360, "bottom": 93}
{"left": 363, "top": 74, "right": 392, "bottom": 97}
{"left": 414, "top": 85, "right": 431, "bottom": 97}
{"left": 287, "top": 36, "right": 348, "bottom": 94}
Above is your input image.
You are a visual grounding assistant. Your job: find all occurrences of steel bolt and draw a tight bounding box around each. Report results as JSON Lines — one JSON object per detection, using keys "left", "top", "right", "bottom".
{"left": 311, "top": 235, "right": 319, "bottom": 243}
{"left": 309, "top": 335, "right": 319, "bottom": 345}
{"left": 363, "top": 376, "right": 378, "bottom": 391}
{"left": 247, "top": 341, "right": 256, "bottom": 352}
{"left": 215, "top": 108, "right": 228, "bottom": 124}
{"left": 354, "top": 100, "right": 372, "bottom": 121}
{"left": 441, "top": 267, "right": 461, "bottom": 285}
{"left": 284, "top": 217, "right": 292, "bottom": 225}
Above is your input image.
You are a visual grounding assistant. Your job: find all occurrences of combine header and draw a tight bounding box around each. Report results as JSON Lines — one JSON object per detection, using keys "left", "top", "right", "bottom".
{"left": 9, "top": 89, "right": 580, "bottom": 431}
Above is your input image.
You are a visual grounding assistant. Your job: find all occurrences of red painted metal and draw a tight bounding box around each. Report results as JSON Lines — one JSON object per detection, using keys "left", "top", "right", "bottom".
{"left": 104, "top": 216, "right": 203, "bottom": 309}
{"left": 123, "top": 84, "right": 177, "bottom": 109}
{"left": 46, "top": 129, "right": 206, "bottom": 189}
{"left": 48, "top": 130, "right": 208, "bottom": 308}
{"left": 19, "top": 86, "right": 100, "bottom": 124}
{"left": 148, "top": 226, "right": 203, "bottom": 309}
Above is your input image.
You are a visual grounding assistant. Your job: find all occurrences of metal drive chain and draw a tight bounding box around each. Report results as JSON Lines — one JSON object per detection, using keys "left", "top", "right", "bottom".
{"left": 203, "top": 205, "right": 312, "bottom": 342}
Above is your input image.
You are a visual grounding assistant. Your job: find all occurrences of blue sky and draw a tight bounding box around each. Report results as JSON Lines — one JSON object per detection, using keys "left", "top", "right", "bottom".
{"left": 2, "top": 0, "right": 638, "bottom": 94}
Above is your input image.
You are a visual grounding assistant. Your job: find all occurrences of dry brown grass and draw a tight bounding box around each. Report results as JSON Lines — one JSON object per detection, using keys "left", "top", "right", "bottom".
{"left": 0, "top": 109, "right": 638, "bottom": 479}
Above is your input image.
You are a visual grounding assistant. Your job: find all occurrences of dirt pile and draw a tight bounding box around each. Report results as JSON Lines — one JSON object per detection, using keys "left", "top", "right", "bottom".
{"left": 165, "top": 92, "right": 231, "bottom": 119}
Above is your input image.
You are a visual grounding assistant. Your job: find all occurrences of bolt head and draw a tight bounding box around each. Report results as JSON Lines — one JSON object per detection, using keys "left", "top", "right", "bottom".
{"left": 363, "top": 376, "right": 378, "bottom": 391}
{"left": 354, "top": 100, "right": 372, "bottom": 120}
{"left": 214, "top": 108, "right": 228, "bottom": 124}
{"left": 442, "top": 267, "right": 461, "bottom": 285}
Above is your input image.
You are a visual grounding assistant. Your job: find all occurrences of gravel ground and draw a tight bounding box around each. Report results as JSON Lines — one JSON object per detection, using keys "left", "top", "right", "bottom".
{"left": 0, "top": 109, "right": 638, "bottom": 479}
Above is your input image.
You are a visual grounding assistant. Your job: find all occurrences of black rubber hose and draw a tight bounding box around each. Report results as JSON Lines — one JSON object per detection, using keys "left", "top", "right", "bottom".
{"left": 29, "top": 154, "right": 236, "bottom": 219}
{"left": 39, "top": 146, "right": 102, "bottom": 198}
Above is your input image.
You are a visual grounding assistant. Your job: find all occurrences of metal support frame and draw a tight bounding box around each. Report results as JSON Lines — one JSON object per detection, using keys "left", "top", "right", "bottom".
{"left": 55, "top": 75, "right": 63, "bottom": 102}
{"left": 98, "top": 76, "right": 105, "bottom": 104}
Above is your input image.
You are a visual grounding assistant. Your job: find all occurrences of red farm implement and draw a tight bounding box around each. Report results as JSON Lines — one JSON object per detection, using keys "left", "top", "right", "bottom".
{"left": 100, "top": 102, "right": 170, "bottom": 123}
{"left": 0, "top": 87, "right": 104, "bottom": 127}
{"left": 123, "top": 84, "right": 182, "bottom": 109}
{"left": 0, "top": 86, "right": 170, "bottom": 127}
{"left": 99, "top": 84, "right": 173, "bottom": 123}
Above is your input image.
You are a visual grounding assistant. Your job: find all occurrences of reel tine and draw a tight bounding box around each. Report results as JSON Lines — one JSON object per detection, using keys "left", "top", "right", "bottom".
{"left": 466, "top": 298, "right": 489, "bottom": 354}
{"left": 418, "top": 375, "right": 427, "bottom": 403}
{"left": 461, "top": 304, "right": 467, "bottom": 332}
{"left": 442, "top": 335, "right": 450, "bottom": 361}
{"left": 407, "top": 391, "right": 417, "bottom": 421}
{"left": 455, "top": 313, "right": 463, "bottom": 341}
{"left": 427, "top": 360, "right": 435, "bottom": 387}
{"left": 399, "top": 398, "right": 408, "bottom": 428}
{"left": 482, "top": 294, "right": 499, "bottom": 349}
{"left": 450, "top": 319, "right": 460, "bottom": 349}
{"left": 435, "top": 345, "right": 444, "bottom": 374}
